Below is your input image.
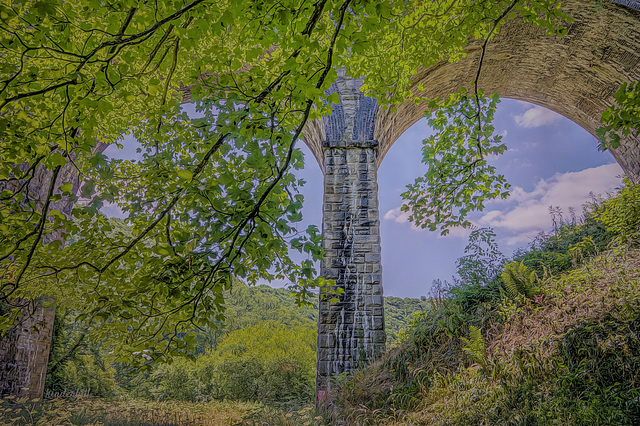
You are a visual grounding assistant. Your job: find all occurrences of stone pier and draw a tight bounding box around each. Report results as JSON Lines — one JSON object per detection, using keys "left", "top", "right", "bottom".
{"left": 316, "top": 74, "right": 385, "bottom": 397}
{"left": 0, "top": 302, "right": 55, "bottom": 398}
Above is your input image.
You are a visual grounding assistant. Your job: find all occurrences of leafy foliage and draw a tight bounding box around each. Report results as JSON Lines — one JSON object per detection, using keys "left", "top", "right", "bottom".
{"left": 402, "top": 91, "right": 510, "bottom": 233}
{"left": 460, "top": 326, "right": 487, "bottom": 367}
{"left": 0, "top": 0, "right": 573, "bottom": 354}
{"left": 0, "top": 0, "right": 353, "bottom": 359}
{"left": 46, "top": 279, "right": 430, "bottom": 409}
{"left": 596, "top": 179, "right": 640, "bottom": 245}
{"left": 597, "top": 81, "right": 640, "bottom": 150}
{"left": 456, "top": 227, "right": 506, "bottom": 287}
{"left": 501, "top": 261, "right": 538, "bottom": 299}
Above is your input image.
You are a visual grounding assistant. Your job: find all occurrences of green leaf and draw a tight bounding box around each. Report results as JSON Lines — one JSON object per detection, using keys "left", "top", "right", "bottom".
{"left": 176, "top": 169, "right": 193, "bottom": 181}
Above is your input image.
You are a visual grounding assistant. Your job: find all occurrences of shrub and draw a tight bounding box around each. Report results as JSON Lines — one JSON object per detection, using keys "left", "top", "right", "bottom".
{"left": 501, "top": 261, "right": 538, "bottom": 299}
{"left": 597, "top": 179, "right": 640, "bottom": 245}
{"left": 196, "top": 320, "right": 316, "bottom": 408}
{"left": 148, "top": 359, "right": 198, "bottom": 401}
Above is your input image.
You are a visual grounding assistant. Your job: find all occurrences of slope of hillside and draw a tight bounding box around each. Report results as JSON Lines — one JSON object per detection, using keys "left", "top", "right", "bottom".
{"left": 329, "top": 183, "right": 640, "bottom": 425}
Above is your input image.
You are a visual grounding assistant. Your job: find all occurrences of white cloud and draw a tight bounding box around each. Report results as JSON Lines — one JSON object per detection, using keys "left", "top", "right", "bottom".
{"left": 439, "top": 225, "right": 473, "bottom": 239}
{"left": 384, "top": 204, "right": 475, "bottom": 238}
{"left": 478, "top": 210, "right": 502, "bottom": 224}
{"left": 514, "top": 105, "right": 563, "bottom": 128}
{"left": 480, "top": 163, "right": 623, "bottom": 242}
{"left": 384, "top": 206, "right": 409, "bottom": 223}
{"left": 383, "top": 164, "right": 623, "bottom": 243}
{"left": 384, "top": 205, "right": 426, "bottom": 231}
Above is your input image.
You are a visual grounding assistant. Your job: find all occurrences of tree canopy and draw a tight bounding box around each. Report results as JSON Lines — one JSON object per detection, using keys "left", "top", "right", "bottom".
{"left": 0, "top": 0, "right": 590, "bottom": 361}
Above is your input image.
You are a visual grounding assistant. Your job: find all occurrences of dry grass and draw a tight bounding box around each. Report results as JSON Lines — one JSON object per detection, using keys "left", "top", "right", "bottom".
{"left": 403, "top": 248, "right": 640, "bottom": 425}
{"left": 330, "top": 248, "right": 640, "bottom": 425}
{"left": 488, "top": 248, "right": 640, "bottom": 356}
{"left": 0, "top": 397, "right": 264, "bottom": 425}
{"left": 73, "top": 398, "right": 259, "bottom": 425}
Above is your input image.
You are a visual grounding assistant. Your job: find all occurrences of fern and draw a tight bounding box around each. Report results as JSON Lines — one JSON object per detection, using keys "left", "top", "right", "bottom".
{"left": 460, "top": 326, "right": 487, "bottom": 366}
{"left": 501, "top": 261, "right": 537, "bottom": 299}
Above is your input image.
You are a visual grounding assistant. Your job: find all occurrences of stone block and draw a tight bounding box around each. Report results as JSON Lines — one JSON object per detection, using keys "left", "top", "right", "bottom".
{"left": 317, "top": 357, "right": 330, "bottom": 373}
{"left": 372, "top": 316, "right": 384, "bottom": 330}
{"left": 318, "top": 334, "right": 336, "bottom": 348}
{"left": 364, "top": 253, "right": 381, "bottom": 263}
{"left": 371, "top": 307, "right": 384, "bottom": 317}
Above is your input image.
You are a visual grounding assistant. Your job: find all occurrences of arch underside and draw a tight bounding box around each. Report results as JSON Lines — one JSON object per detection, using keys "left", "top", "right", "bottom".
{"left": 303, "top": 0, "right": 640, "bottom": 180}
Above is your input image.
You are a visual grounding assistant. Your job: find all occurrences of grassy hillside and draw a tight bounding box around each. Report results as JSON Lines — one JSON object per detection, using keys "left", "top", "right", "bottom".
{"left": 328, "top": 182, "right": 640, "bottom": 425}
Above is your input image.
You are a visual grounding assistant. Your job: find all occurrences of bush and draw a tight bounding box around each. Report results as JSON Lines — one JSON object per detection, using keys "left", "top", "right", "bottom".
{"left": 196, "top": 320, "right": 316, "bottom": 408}
{"left": 148, "top": 359, "right": 198, "bottom": 401}
{"left": 56, "top": 353, "right": 120, "bottom": 398}
{"left": 597, "top": 179, "right": 640, "bottom": 245}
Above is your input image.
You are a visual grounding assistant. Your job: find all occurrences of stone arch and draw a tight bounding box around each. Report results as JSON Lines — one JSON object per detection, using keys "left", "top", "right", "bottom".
{"left": 303, "top": 0, "right": 640, "bottom": 180}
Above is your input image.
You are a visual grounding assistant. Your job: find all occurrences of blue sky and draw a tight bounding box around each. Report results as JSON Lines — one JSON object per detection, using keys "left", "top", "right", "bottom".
{"left": 291, "top": 99, "right": 624, "bottom": 299}
{"left": 104, "top": 99, "right": 624, "bottom": 300}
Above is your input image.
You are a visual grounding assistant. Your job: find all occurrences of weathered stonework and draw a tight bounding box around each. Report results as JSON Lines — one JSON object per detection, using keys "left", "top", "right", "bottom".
{"left": 318, "top": 146, "right": 385, "bottom": 393}
{"left": 0, "top": 302, "right": 55, "bottom": 399}
{"left": 316, "top": 72, "right": 385, "bottom": 396}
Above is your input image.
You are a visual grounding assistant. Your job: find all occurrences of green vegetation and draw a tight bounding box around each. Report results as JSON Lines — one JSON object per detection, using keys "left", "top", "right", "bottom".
{"left": 37, "top": 182, "right": 636, "bottom": 423}
{"left": 42, "top": 279, "right": 427, "bottom": 419}
{"left": 1, "top": 0, "right": 639, "bottom": 423}
{"left": 45, "top": 281, "right": 316, "bottom": 408}
{"left": 1, "top": 0, "right": 576, "bottom": 356}
{"left": 329, "top": 182, "right": 640, "bottom": 425}
{"left": 385, "top": 297, "right": 430, "bottom": 344}
{"left": 501, "top": 261, "right": 538, "bottom": 299}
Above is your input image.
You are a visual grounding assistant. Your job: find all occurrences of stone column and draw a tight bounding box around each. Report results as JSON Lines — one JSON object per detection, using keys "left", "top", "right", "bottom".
{"left": 0, "top": 301, "right": 55, "bottom": 398}
{"left": 316, "top": 73, "right": 385, "bottom": 399}
{"left": 0, "top": 147, "right": 97, "bottom": 398}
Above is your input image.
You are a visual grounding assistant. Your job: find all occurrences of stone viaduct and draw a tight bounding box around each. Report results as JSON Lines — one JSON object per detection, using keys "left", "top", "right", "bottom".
{"left": 0, "top": 0, "right": 639, "bottom": 402}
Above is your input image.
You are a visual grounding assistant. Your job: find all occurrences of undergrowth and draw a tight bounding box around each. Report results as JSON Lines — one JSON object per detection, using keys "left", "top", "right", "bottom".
{"left": 330, "top": 181, "right": 640, "bottom": 425}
